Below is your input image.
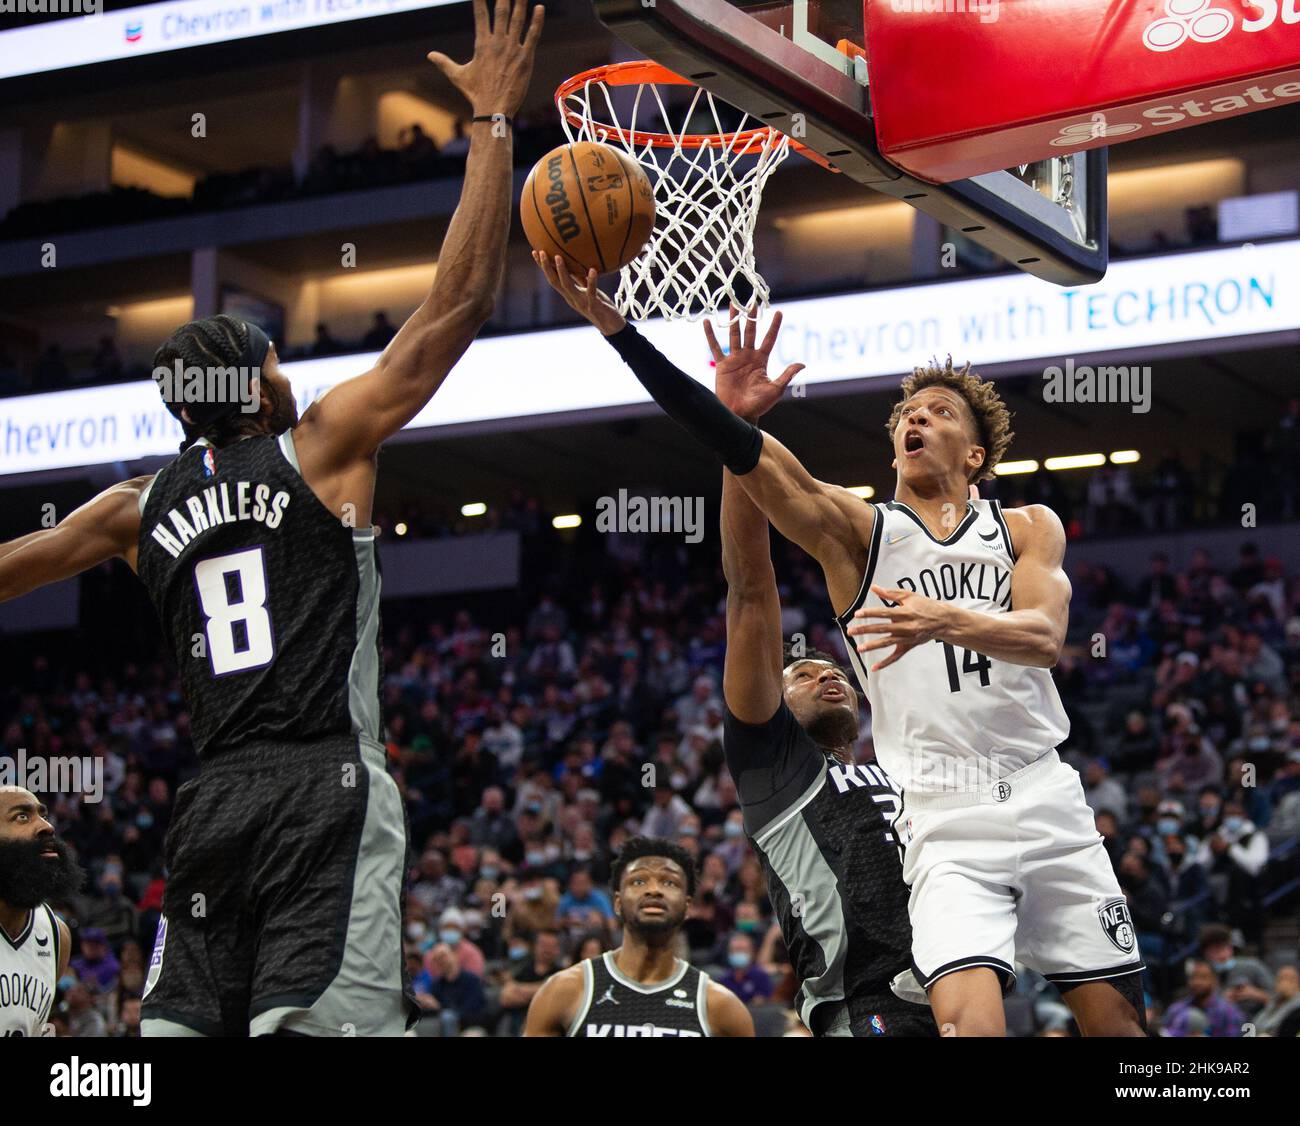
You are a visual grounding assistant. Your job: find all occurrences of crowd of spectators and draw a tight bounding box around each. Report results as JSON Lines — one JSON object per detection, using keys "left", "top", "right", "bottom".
{"left": 0, "top": 115, "right": 569, "bottom": 244}
{"left": 2, "top": 490, "right": 1298, "bottom": 1037}
{"left": 991, "top": 401, "right": 1300, "bottom": 541}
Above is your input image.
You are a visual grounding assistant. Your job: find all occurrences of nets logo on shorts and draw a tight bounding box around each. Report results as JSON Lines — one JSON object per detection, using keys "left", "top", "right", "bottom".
{"left": 1098, "top": 898, "right": 1136, "bottom": 955}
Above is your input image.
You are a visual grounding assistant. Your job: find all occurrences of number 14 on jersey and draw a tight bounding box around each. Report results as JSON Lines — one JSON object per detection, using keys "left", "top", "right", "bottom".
{"left": 934, "top": 639, "right": 991, "bottom": 692}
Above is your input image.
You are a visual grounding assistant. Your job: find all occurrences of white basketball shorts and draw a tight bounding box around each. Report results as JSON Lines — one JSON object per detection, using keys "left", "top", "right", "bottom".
{"left": 899, "top": 750, "right": 1143, "bottom": 992}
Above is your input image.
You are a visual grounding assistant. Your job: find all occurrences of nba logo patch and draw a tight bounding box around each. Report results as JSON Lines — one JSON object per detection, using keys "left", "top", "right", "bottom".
{"left": 869, "top": 1014, "right": 887, "bottom": 1035}
{"left": 202, "top": 448, "right": 217, "bottom": 477}
{"left": 1098, "top": 898, "right": 1136, "bottom": 955}
{"left": 142, "top": 916, "right": 167, "bottom": 1000}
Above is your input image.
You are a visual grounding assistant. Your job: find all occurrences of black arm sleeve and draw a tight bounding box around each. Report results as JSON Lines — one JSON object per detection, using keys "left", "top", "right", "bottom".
{"left": 606, "top": 322, "right": 764, "bottom": 475}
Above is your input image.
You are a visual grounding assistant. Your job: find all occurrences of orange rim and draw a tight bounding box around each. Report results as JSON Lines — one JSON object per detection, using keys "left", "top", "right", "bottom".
{"left": 556, "top": 60, "right": 832, "bottom": 166}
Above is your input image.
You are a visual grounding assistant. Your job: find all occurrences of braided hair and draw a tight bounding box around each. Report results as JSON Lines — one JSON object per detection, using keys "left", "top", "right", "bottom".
{"left": 153, "top": 314, "right": 265, "bottom": 453}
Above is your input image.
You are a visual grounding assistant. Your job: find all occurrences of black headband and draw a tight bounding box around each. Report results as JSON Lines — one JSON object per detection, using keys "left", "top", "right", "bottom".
{"left": 159, "top": 318, "right": 271, "bottom": 427}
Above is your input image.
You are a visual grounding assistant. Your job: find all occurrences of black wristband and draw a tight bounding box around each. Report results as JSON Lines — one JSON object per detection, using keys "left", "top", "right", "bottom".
{"left": 471, "top": 114, "right": 513, "bottom": 127}
{"left": 607, "top": 323, "right": 764, "bottom": 476}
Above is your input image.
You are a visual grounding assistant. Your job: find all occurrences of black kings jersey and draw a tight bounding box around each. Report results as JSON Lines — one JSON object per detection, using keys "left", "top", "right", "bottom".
{"left": 137, "top": 433, "right": 382, "bottom": 756}
{"left": 724, "top": 702, "right": 926, "bottom": 1036}
{"left": 568, "top": 951, "right": 711, "bottom": 1037}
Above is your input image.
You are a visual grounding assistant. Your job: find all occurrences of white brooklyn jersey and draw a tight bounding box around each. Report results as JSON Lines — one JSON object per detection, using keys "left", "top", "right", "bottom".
{"left": 836, "top": 499, "right": 1069, "bottom": 794}
{"left": 0, "top": 905, "right": 60, "bottom": 1037}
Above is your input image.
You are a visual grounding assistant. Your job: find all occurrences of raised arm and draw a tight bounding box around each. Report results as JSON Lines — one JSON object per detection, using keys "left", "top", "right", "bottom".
{"left": 0, "top": 476, "right": 150, "bottom": 603}
{"left": 293, "top": 0, "right": 543, "bottom": 470}
{"left": 847, "top": 502, "right": 1070, "bottom": 671}
{"left": 722, "top": 473, "right": 784, "bottom": 724}
{"left": 534, "top": 257, "right": 874, "bottom": 613}
{"left": 716, "top": 321, "right": 786, "bottom": 724}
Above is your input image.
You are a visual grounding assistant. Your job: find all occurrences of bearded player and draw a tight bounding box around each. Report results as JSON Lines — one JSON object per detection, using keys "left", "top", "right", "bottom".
{"left": 0, "top": 1, "right": 543, "bottom": 1036}
{"left": 523, "top": 837, "right": 754, "bottom": 1037}
{"left": 0, "top": 788, "right": 78, "bottom": 1037}
{"left": 537, "top": 257, "right": 1146, "bottom": 1038}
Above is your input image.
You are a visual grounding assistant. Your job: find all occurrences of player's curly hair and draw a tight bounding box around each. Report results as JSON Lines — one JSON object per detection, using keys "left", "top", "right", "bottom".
{"left": 610, "top": 836, "right": 698, "bottom": 898}
{"left": 886, "top": 356, "right": 1014, "bottom": 482}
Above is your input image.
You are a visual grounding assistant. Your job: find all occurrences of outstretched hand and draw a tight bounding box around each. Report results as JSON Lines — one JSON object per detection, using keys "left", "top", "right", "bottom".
{"left": 427, "top": 0, "right": 544, "bottom": 119}
{"left": 704, "top": 304, "right": 804, "bottom": 423}
{"left": 532, "top": 251, "right": 627, "bottom": 336}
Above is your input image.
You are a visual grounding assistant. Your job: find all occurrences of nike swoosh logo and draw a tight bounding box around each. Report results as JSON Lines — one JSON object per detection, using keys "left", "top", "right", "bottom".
{"left": 885, "top": 530, "right": 915, "bottom": 545}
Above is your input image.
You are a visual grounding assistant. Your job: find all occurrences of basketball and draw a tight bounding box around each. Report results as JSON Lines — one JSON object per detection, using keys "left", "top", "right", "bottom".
{"left": 520, "top": 141, "right": 656, "bottom": 275}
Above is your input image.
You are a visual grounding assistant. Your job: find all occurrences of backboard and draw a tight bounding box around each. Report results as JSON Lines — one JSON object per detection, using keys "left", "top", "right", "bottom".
{"left": 592, "top": 0, "right": 1109, "bottom": 285}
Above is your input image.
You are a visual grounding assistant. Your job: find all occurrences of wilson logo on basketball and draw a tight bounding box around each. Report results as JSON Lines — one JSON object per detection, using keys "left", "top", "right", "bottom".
{"left": 544, "top": 155, "right": 581, "bottom": 244}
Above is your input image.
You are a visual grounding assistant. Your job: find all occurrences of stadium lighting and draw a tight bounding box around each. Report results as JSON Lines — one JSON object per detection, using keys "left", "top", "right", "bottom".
{"left": 994, "top": 460, "right": 1039, "bottom": 476}
{"left": 461, "top": 502, "right": 487, "bottom": 517}
{"left": 846, "top": 485, "right": 875, "bottom": 498}
{"left": 394, "top": 523, "right": 408, "bottom": 536}
{"left": 1109, "top": 450, "right": 1141, "bottom": 464}
{"left": 1044, "top": 453, "right": 1106, "bottom": 471}
{"left": 552, "top": 514, "right": 582, "bottom": 530}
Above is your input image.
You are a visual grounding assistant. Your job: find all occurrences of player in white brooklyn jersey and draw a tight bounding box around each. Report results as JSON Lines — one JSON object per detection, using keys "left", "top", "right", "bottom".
{"left": 0, "top": 788, "right": 76, "bottom": 1037}
{"left": 534, "top": 266, "right": 1147, "bottom": 1037}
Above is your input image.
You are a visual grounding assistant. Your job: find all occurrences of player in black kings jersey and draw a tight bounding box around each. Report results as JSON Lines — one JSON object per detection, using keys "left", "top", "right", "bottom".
{"left": 714, "top": 323, "right": 935, "bottom": 1037}
{"left": 523, "top": 838, "right": 753, "bottom": 1037}
{"left": 0, "top": 1, "right": 544, "bottom": 1036}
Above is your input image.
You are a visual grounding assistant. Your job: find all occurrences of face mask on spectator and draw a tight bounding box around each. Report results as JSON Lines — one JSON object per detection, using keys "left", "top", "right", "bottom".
{"left": 136, "top": 811, "right": 154, "bottom": 830}
{"left": 728, "top": 951, "right": 752, "bottom": 970}
{"left": 439, "top": 928, "right": 461, "bottom": 946}
{"left": 58, "top": 975, "right": 76, "bottom": 991}
{"left": 1157, "top": 817, "right": 1181, "bottom": 836}
{"left": 406, "top": 923, "right": 427, "bottom": 942}
{"left": 525, "top": 850, "right": 546, "bottom": 866}
{"left": 736, "top": 919, "right": 758, "bottom": 933}
{"left": 1223, "top": 816, "right": 1244, "bottom": 833}
{"left": 724, "top": 822, "right": 743, "bottom": 839}
{"left": 479, "top": 865, "right": 500, "bottom": 880}
{"left": 509, "top": 945, "right": 529, "bottom": 961}
{"left": 523, "top": 886, "right": 543, "bottom": 901}
{"left": 1212, "top": 957, "right": 1236, "bottom": 973}
{"left": 1248, "top": 736, "right": 1271, "bottom": 752}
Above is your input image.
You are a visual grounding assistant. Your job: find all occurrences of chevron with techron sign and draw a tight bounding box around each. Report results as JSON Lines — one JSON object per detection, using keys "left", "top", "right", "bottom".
{"left": 864, "top": 0, "right": 1300, "bottom": 183}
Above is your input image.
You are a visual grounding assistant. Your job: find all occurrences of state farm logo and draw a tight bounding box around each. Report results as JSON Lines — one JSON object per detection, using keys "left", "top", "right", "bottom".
{"left": 1143, "top": 0, "right": 1300, "bottom": 52}
{"left": 1049, "top": 115, "right": 1141, "bottom": 147}
{"left": 1144, "top": 0, "right": 1233, "bottom": 52}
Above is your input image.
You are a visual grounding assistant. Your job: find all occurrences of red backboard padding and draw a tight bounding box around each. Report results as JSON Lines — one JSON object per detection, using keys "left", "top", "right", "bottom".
{"left": 864, "top": 0, "right": 1300, "bottom": 182}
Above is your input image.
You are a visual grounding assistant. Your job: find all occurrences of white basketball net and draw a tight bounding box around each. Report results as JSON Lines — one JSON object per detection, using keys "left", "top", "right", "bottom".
{"left": 559, "top": 75, "right": 791, "bottom": 322}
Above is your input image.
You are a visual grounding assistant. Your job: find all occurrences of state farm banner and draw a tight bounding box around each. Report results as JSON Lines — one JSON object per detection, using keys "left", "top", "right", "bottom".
{"left": 864, "top": 0, "right": 1300, "bottom": 183}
